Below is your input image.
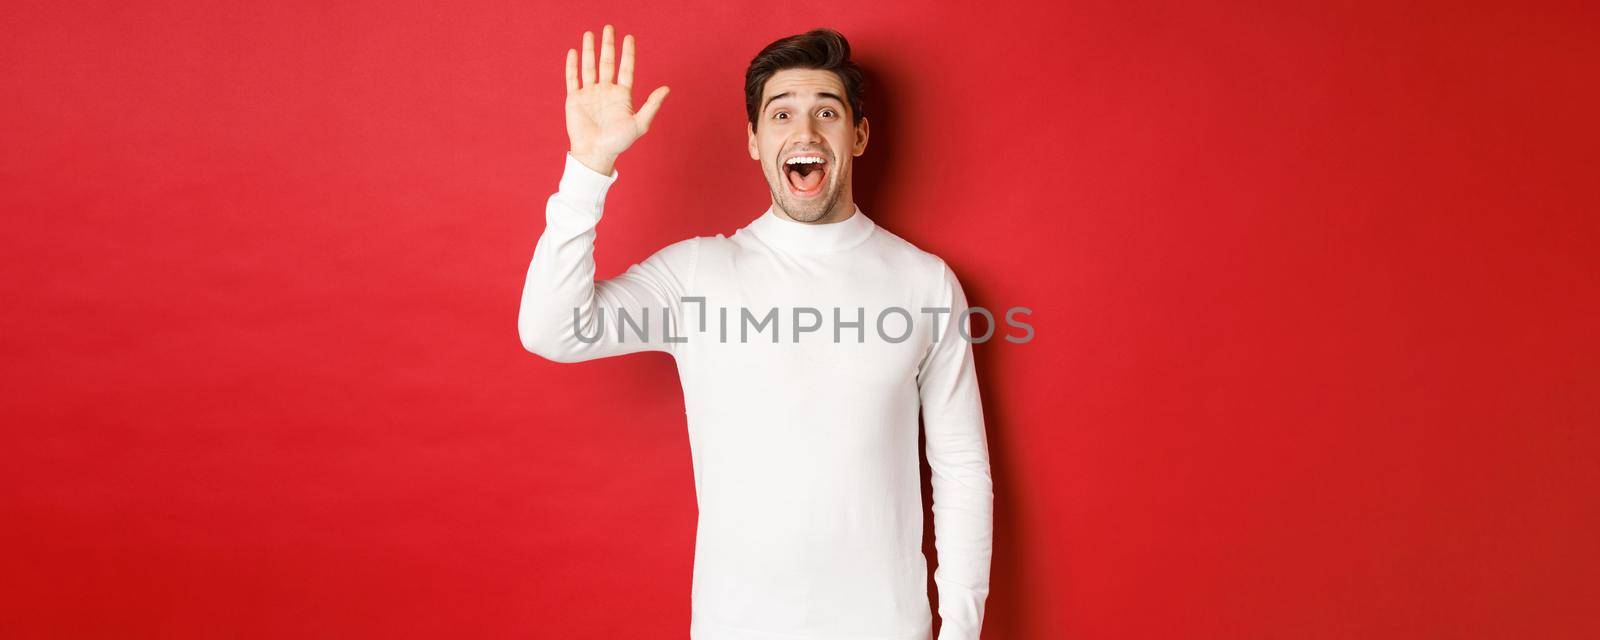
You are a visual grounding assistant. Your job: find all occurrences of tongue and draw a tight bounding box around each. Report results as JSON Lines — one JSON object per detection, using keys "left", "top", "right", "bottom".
{"left": 788, "top": 166, "right": 824, "bottom": 193}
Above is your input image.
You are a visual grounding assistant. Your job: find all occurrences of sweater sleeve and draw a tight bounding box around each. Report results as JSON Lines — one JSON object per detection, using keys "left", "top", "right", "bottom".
{"left": 917, "top": 260, "right": 995, "bottom": 640}
{"left": 517, "top": 152, "right": 698, "bottom": 362}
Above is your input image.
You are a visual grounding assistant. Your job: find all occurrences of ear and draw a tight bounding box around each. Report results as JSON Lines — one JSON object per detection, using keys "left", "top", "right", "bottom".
{"left": 747, "top": 122, "right": 760, "bottom": 161}
{"left": 852, "top": 116, "right": 870, "bottom": 157}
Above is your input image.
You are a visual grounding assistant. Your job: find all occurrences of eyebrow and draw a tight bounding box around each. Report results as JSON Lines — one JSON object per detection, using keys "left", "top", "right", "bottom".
{"left": 763, "top": 91, "right": 847, "bottom": 113}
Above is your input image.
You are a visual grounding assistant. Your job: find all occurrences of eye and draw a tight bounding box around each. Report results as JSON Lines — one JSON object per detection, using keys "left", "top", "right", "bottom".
{"left": 820, "top": 108, "right": 837, "bottom": 118}
{"left": 773, "top": 111, "right": 789, "bottom": 121}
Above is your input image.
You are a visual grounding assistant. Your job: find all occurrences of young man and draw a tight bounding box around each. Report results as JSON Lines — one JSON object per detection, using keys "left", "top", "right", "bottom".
{"left": 518, "top": 25, "right": 994, "bottom": 640}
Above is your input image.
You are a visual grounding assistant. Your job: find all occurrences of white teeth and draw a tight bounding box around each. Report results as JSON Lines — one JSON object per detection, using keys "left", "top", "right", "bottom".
{"left": 785, "top": 156, "right": 825, "bottom": 165}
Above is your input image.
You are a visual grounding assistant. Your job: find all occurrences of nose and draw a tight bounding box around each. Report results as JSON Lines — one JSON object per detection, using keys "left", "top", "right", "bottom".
{"left": 794, "top": 117, "right": 822, "bottom": 144}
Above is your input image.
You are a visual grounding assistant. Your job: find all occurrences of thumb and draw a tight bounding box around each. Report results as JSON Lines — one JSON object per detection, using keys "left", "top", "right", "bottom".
{"left": 635, "top": 85, "right": 670, "bottom": 133}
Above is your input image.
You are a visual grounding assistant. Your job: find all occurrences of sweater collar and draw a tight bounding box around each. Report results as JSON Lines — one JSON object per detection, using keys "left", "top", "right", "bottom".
{"left": 746, "top": 203, "right": 876, "bottom": 254}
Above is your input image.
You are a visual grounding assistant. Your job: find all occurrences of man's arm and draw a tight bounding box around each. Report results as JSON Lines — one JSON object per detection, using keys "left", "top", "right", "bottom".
{"left": 517, "top": 24, "right": 683, "bottom": 362}
{"left": 918, "top": 260, "right": 996, "bottom": 640}
{"left": 518, "top": 153, "right": 697, "bottom": 362}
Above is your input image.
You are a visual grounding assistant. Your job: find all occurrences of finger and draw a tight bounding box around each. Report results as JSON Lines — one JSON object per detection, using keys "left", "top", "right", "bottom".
{"left": 581, "top": 30, "right": 596, "bottom": 87}
{"left": 617, "top": 34, "right": 635, "bottom": 88}
{"left": 565, "top": 48, "right": 579, "bottom": 95}
{"left": 599, "top": 24, "right": 615, "bottom": 84}
{"left": 635, "top": 85, "right": 670, "bottom": 132}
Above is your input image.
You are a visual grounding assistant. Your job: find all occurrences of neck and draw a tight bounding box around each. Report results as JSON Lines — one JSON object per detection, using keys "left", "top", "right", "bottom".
{"left": 750, "top": 201, "right": 876, "bottom": 254}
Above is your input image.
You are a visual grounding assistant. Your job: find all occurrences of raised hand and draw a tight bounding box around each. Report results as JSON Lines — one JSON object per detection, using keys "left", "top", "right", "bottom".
{"left": 565, "top": 24, "right": 670, "bottom": 176}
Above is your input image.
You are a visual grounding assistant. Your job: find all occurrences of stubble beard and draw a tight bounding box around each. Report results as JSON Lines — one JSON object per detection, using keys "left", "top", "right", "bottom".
{"left": 770, "top": 162, "right": 845, "bottom": 224}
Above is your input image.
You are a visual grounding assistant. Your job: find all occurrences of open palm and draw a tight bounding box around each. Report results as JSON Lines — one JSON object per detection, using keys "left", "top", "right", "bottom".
{"left": 565, "top": 25, "right": 670, "bottom": 174}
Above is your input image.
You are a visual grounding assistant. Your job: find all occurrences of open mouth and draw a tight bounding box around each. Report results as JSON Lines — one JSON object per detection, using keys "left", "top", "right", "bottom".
{"left": 781, "top": 153, "right": 829, "bottom": 199}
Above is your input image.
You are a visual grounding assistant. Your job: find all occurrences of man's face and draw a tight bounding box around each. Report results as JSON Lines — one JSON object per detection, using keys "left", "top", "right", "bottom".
{"left": 748, "top": 68, "right": 869, "bottom": 223}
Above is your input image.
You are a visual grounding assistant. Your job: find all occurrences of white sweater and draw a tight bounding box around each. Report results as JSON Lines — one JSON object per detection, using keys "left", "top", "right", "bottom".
{"left": 519, "top": 153, "right": 994, "bottom": 640}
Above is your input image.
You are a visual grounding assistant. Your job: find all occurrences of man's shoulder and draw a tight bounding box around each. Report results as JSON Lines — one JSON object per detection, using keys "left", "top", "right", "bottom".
{"left": 646, "top": 235, "right": 703, "bottom": 262}
{"left": 647, "top": 231, "right": 732, "bottom": 270}
{"left": 671, "top": 228, "right": 741, "bottom": 257}
{"left": 866, "top": 222, "right": 953, "bottom": 281}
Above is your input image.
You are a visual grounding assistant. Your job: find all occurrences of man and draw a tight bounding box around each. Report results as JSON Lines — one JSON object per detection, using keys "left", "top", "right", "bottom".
{"left": 518, "top": 24, "right": 994, "bottom": 640}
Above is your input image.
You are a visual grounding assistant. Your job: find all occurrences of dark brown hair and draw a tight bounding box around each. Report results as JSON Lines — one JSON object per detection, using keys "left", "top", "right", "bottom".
{"left": 744, "top": 28, "right": 866, "bottom": 131}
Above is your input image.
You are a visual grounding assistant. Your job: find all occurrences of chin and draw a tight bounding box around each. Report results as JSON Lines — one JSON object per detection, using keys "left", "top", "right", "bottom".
{"left": 782, "top": 202, "right": 831, "bottom": 222}
{"left": 772, "top": 177, "right": 843, "bottom": 223}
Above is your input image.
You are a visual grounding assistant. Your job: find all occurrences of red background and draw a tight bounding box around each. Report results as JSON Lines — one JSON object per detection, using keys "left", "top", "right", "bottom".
{"left": 4, "top": 1, "right": 1597, "bottom": 637}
